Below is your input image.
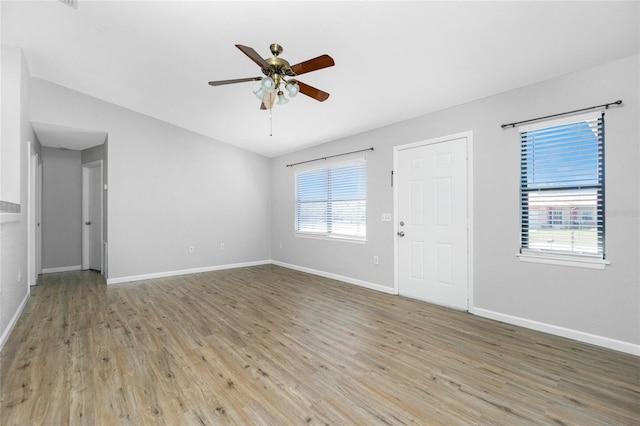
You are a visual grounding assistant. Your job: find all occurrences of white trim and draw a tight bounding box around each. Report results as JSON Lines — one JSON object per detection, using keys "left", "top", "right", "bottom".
{"left": 471, "top": 307, "right": 639, "bottom": 356}
{"left": 106, "top": 260, "right": 271, "bottom": 285}
{"left": 28, "top": 141, "right": 37, "bottom": 287}
{"left": 42, "top": 265, "right": 82, "bottom": 274}
{"left": 102, "top": 241, "right": 108, "bottom": 278}
{"left": 0, "top": 213, "right": 20, "bottom": 223}
{"left": 0, "top": 291, "right": 30, "bottom": 352}
{"left": 294, "top": 233, "right": 367, "bottom": 244}
{"left": 393, "top": 131, "right": 474, "bottom": 308}
{"left": 272, "top": 261, "right": 396, "bottom": 295}
{"left": 517, "top": 252, "right": 610, "bottom": 269}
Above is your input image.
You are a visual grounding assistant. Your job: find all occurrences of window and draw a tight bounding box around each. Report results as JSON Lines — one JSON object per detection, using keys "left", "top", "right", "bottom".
{"left": 295, "top": 159, "right": 366, "bottom": 240}
{"left": 519, "top": 112, "right": 604, "bottom": 260}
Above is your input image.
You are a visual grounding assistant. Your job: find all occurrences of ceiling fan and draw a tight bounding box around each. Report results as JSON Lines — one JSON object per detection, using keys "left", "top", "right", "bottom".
{"left": 208, "top": 43, "right": 335, "bottom": 110}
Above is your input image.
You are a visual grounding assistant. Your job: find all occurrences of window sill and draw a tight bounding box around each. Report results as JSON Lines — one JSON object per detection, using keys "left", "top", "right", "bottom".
{"left": 517, "top": 251, "right": 609, "bottom": 270}
{"left": 295, "top": 233, "right": 367, "bottom": 245}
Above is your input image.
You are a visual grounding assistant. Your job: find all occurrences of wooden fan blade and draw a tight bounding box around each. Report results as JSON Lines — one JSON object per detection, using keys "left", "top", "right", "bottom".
{"left": 208, "top": 77, "right": 261, "bottom": 86}
{"left": 289, "top": 54, "right": 335, "bottom": 76}
{"left": 297, "top": 81, "right": 330, "bottom": 102}
{"left": 235, "top": 44, "right": 271, "bottom": 70}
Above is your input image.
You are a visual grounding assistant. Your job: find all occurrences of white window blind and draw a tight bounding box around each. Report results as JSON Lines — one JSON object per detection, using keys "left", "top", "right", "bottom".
{"left": 295, "top": 159, "right": 366, "bottom": 240}
{"left": 520, "top": 112, "right": 604, "bottom": 257}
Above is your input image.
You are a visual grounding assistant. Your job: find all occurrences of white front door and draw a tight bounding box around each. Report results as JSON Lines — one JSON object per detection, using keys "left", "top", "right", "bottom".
{"left": 396, "top": 135, "right": 469, "bottom": 310}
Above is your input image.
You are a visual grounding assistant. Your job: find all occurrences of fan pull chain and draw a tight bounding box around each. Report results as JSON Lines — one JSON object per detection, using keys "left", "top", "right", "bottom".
{"left": 269, "top": 107, "right": 273, "bottom": 137}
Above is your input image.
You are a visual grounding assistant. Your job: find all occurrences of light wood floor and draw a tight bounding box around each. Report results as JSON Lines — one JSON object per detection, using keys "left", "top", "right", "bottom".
{"left": 1, "top": 265, "right": 638, "bottom": 425}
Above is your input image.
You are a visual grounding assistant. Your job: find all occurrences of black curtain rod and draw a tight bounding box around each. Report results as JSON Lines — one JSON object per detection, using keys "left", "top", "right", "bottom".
{"left": 286, "top": 147, "right": 374, "bottom": 167}
{"left": 500, "top": 100, "right": 622, "bottom": 129}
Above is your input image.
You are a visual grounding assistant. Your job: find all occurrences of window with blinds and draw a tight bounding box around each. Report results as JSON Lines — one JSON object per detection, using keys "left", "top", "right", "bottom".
{"left": 520, "top": 112, "right": 604, "bottom": 258}
{"left": 295, "top": 159, "right": 366, "bottom": 240}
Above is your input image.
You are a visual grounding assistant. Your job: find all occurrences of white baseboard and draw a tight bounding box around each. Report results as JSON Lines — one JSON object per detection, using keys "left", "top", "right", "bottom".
{"left": 0, "top": 290, "right": 30, "bottom": 352}
{"left": 106, "top": 260, "right": 272, "bottom": 285}
{"left": 271, "top": 261, "right": 396, "bottom": 295}
{"left": 42, "top": 265, "right": 82, "bottom": 274}
{"left": 471, "top": 307, "right": 640, "bottom": 356}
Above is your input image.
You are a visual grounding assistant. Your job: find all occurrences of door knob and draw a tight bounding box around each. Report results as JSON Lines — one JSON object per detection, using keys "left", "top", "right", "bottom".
{"left": 397, "top": 231, "right": 405, "bottom": 237}
{"left": 85, "top": 221, "right": 91, "bottom": 225}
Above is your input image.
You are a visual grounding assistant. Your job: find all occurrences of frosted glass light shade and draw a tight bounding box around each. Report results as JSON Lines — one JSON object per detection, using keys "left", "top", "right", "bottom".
{"left": 277, "top": 91, "right": 289, "bottom": 105}
{"left": 261, "top": 77, "right": 276, "bottom": 93}
{"left": 285, "top": 82, "right": 299, "bottom": 98}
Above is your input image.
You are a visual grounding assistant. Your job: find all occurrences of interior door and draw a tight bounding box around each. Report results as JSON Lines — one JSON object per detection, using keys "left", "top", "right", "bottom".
{"left": 83, "top": 162, "right": 102, "bottom": 271}
{"left": 28, "top": 142, "right": 40, "bottom": 286}
{"left": 37, "top": 157, "right": 42, "bottom": 276}
{"left": 88, "top": 165, "right": 101, "bottom": 270}
{"left": 396, "top": 136, "right": 468, "bottom": 309}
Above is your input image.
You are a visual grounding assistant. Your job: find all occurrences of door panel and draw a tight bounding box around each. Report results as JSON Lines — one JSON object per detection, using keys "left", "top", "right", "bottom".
{"left": 83, "top": 162, "right": 102, "bottom": 272}
{"left": 397, "top": 136, "right": 468, "bottom": 309}
{"left": 88, "top": 166, "right": 101, "bottom": 271}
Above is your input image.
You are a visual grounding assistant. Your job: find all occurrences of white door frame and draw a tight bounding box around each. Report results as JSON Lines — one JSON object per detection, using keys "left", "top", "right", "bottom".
{"left": 393, "top": 131, "right": 474, "bottom": 309}
{"left": 37, "top": 158, "right": 42, "bottom": 277}
{"left": 82, "top": 160, "right": 103, "bottom": 271}
{"left": 27, "top": 141, "right": 42, "bottom": 287}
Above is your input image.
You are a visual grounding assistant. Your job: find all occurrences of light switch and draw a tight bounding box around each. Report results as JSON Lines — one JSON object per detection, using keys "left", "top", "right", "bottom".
{"left": 381, "top": 213, "right": 392, "bottom": 222}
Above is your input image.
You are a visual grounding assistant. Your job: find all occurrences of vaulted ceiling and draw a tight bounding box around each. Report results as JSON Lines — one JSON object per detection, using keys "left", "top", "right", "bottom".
{"left": 3, "top": 1, "right": 638, "bottom": 157}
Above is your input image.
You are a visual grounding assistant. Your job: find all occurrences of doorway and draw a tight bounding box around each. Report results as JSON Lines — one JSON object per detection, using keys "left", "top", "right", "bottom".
{"left": 394, "top": 132, "right": 473, "bottom": 310}
{"left": 82, "top": 160, "right": 103, "bottom": 272}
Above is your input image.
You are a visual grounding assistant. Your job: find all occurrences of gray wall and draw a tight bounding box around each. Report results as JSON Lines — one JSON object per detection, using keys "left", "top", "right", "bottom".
{"left": 41, "top": 147, "right": 82, "bottom": 270}
{"left": 30, "top": 78, "right": 272, "bottom": 281}
{"left": 271, "top": 55, "right": 640, "bottom": 347}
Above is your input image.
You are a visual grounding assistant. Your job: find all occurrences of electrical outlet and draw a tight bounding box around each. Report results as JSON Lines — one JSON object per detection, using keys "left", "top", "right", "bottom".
{"left": 189, "top": 246, "right": 195, "bottom": 254}
{"left": 373, "top": 256, "right": 379, "bottom": 265}
{"left": 220, "top": 243, "right": 225, "bottom": 250}
{"left": 279, "top": 242, "right": 283, "bottom": 249}
{"left": 381, "top": 213, "right": 392, "bottom": 222}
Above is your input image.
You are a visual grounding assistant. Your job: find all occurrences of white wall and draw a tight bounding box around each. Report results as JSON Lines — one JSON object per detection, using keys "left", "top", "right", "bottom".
{"left": 41, "top": 146, "right": 82, "bottom": 271}
{"left": 0, "top": 46, "right": 34, "bottom": 350}
{"left": 1, "top": 46, "right": 23, "bottom": 206}
{"left": 271, "top": 55, "right": 640, "bottom": 352}
{"left": 30, "top": 79, "right": 272, "bottom": 282}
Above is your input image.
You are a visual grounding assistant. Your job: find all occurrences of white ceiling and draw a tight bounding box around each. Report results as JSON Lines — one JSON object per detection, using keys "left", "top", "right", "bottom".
{"left": 3, "top": 1, "right": 638, "bottom": 157}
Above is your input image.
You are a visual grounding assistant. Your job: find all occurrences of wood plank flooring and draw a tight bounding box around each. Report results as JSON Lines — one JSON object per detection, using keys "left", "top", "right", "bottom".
{"left": 1, "top": 265, "right": 638, "bottom": 425}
